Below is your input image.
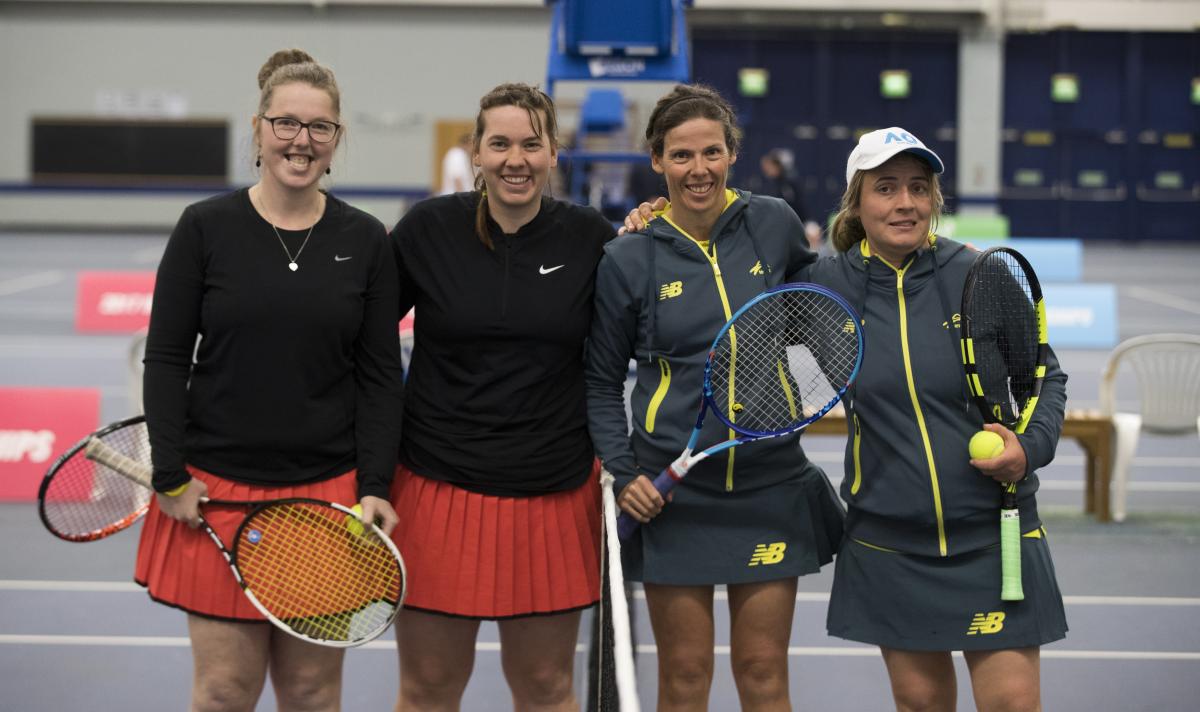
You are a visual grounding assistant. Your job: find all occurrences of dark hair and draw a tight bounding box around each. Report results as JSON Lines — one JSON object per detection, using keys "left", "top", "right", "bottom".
{"left": 253, "top": 49, "right": 342, "bottom": 161}
{"left": 829, "top": 153, "right": 945, "bottom": 254}
{"left": 644, "top": 84, "right": 742, "bottom": 158}
{"left": 471, "top": 83, "right": 558, "bottom": 249}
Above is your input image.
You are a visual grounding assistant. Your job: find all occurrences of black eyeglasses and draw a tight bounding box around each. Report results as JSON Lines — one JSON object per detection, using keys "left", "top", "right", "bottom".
{"left": 259, "top": 115, "right": 341, "bottom": 143}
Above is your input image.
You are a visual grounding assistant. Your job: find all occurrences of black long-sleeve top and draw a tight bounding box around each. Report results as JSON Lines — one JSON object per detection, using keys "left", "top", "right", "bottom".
{"left": 391, "top": 192, "right": 615, "bottom": 496}
{"left": 143, "top": 189, "right": 404, "bottom": 499}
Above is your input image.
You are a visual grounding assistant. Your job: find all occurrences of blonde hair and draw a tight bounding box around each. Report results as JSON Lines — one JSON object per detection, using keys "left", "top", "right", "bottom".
{"left": 471, "top": 83, "right": 558, "bottom": 249}
{"left": 253, "top": 49, "right": 342, "bottom": 160}
{"left": 829, "top": 154, "right": 945, "bottom": 254}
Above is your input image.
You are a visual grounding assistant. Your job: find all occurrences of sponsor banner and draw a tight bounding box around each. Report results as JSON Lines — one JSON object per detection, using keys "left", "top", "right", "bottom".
{"left": 1043, "top": 283, "right": 1118, "bottom": 349}
{"left": 969, "top": 238, "right": 1084, "bottom": 282}
{"left": 76, "top": 271, "right": 156, "bottom": 333}
{"left": 0, "top": 388, "right": 100, "bottom": 500}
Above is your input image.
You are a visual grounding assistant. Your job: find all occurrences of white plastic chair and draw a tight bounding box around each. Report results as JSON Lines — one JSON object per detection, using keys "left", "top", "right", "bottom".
{"left": 1099, "top": 333, "right": 1200, "bottom": 522}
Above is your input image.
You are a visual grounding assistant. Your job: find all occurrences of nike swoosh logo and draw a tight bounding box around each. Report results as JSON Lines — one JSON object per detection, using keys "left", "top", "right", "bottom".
{"left": 334, "top": 255, "right": 353, "bottom": 262}
{"left": 539, "top": 264, "right": 565, "bottom": 275}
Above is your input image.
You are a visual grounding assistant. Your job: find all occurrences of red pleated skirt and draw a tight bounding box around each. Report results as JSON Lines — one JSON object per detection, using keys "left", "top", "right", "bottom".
{"left": 134, "top": 466, "right": 360, "bottom": 621}
{"left": 389, "top": 462, "right": 601, "bottom": 619}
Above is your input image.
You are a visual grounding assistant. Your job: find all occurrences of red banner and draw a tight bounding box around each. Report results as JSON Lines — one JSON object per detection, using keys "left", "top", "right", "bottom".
{"left": 0, "top": 388, "right": 100, "bottom": 500}
{"left": 75, "top": 271, "right": 156, "bottom": 333}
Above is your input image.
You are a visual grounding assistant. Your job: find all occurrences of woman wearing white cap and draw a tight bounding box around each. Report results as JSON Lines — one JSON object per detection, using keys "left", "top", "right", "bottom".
{"left": 809, "top": 127, "right": 1068, "bottom": 712}
{"left": 621, "top": 126, "right": 1069, "bottom": 711}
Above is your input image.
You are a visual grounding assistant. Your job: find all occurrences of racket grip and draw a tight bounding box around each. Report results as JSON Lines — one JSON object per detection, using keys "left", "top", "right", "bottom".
{"left": 84, "top": 438, "right": 153, "bottom": 488}
{"left": 615, "top": 467, "right": 684, "bottom": 541}
{"left": 999, "top": 507, "right": 1024, "bottom": 601}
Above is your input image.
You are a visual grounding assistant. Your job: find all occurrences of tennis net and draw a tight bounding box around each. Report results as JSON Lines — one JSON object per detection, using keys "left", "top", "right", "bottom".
{"left": 587, "top": 469, "right": 640, "bottom": 712}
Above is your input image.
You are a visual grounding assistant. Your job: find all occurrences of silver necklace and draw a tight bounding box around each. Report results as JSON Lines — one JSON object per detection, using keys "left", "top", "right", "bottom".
{"left": 257, "top": 193, "right": 317, "bottom": 272}
{"left": 271, "top": 222, "right": 314, "bottom": 272}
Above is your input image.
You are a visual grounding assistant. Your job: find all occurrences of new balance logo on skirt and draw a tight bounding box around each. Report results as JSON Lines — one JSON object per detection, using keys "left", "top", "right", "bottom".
{"left": 748, "top": 542, "right": 787, "bottom": 566}
{"left": 0, "top": 429, "right": 56, "bottom": 463}
{"left": 966, "top": 611, "right": 1006, "bottom": 635}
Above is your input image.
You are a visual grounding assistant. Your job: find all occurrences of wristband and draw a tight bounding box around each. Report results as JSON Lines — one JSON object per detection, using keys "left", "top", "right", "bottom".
{"left": 162, "top": 482, "right": 190, "bottom": 497}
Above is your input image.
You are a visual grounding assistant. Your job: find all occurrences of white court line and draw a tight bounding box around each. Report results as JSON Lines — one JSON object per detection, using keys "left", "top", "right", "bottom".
{"left": 0, "top": 270, "right": 65, "bottom": 297}
{"left": 1125, "top": 286, "right": 1200, "bottom": 316}
{"left": 1, "top": 635, "right": 1196, "bottom": 661}
{"left": 8, "top": 581, "right": 1200, "bottom": 607}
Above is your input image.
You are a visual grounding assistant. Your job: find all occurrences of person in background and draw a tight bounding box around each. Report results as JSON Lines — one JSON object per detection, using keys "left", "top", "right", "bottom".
{"left": 388, "top": 82, "right": 616, "bottom": 712}
{"left": 137, "top": 48, "right": 403, "bottom": 712}
{"left": 812, "top": 127, "right": 1068, "bottom": 712}
{"left": 587, "top": 83, "right": 843, "bottom": 712}
{"left": 438, "top": 132, "right": 475, "bottom": 195}
{"left": 746, "top": 147, "right": 824, "bottom": 252}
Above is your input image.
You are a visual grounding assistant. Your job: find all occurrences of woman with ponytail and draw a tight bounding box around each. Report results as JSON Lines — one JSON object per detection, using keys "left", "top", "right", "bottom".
{"left": 387, "top": 83, "right": 616, "bottom": 710}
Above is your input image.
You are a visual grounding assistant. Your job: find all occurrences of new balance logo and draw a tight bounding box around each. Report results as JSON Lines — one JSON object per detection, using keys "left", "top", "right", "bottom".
{"left": 842, "top": 319, "right": 857, "bottom": 334}
{"left": 966, "top": 611, "right": 1006, "bottom": 635}
{"left": 659, "top": 281, "right": 683, "bottom": 300}
{"left": 748, "top": 542, "right": 787, "bottom": 566}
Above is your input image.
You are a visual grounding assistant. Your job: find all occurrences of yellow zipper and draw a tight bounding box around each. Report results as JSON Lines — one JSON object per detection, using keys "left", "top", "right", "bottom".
{"left": 892, "top": 260, "right": 948, "bottom": 556}
{"left": 662, "top": 212, "right": 737, "bottom": 490}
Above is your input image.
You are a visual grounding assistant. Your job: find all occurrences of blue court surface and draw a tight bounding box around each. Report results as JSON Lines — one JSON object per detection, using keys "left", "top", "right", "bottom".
{"left": 2, "top": 234, "right": 1199, "bottom": 710}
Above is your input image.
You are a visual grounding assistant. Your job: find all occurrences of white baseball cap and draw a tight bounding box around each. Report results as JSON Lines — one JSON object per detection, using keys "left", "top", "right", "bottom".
{"left": 845, "top": 127, "right": 944, "bottom": 185}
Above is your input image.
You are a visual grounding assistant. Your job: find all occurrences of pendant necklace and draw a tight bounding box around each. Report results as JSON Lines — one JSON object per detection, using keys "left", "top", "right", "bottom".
{"left": 257, "top": 192, "right": 317, "bottom": 272}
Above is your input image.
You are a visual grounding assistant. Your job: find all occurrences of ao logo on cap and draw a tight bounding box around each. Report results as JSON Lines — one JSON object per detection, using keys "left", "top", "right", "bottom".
{"left": 884, "top": 131, "right": 919, "bottom": 145}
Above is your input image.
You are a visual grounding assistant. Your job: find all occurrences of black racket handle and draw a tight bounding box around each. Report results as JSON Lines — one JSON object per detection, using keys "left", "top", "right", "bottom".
{"left": 616, "top": 467, "right": 681, "bottom": 540}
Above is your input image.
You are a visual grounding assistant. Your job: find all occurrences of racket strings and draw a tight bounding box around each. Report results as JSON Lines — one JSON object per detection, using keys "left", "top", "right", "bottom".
{"left": 965, "top": 253, "right": 1040, "bottom": 424}
{"left": 709, "top": 290, "right": 860, "bottom": 434}
{"left": 234, "top": 501, "right": 402, "bottom": 643}
{"left": 40, "top": 420, "right": 153, "bottom": 541}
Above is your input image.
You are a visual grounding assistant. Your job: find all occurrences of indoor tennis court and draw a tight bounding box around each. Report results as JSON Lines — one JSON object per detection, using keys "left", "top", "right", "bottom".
{"left": 2, "top": 1, "right": 1198, "bottom": 710}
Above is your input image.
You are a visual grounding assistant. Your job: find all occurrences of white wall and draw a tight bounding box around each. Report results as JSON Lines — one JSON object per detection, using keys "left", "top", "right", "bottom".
{"left": 0, "top": 2, "right": 552, "bottom": 189}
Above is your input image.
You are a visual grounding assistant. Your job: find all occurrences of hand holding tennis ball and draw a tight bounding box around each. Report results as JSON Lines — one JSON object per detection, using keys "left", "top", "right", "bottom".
{"left": 969, "top": 430, "right": 1006, "bottom": 460}
{"left": 345, "top": 503, "right": 366, "bottom": 537}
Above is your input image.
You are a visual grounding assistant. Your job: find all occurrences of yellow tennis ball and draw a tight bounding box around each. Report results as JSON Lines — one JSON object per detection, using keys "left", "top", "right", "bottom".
{"left": 345, "top": 504, "right": 366, "bottom": 537}
{"left": 969, "top": 430, "right": 1005, "bottom": 460}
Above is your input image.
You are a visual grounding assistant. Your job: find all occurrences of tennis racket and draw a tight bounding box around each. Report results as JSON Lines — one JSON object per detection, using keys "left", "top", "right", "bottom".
{"left": 38, "top": 416, "right": 407, "bottom": 647}
{"left": 617, "top": 283, "right": 864, "bottom": 540}
{"left": 961, "top": 247, "right": 1048, "bottom": 602}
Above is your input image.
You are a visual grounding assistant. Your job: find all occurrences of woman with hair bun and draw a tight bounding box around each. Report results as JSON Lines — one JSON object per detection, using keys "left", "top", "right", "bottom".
{"left": 137, "top": 48, "right": 403, "bottom": 711}
{"left": 387, "top": 82, "right": 616, "bottom": 711}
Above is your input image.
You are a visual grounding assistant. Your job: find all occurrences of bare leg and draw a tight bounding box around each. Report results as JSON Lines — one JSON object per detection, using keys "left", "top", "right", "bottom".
{"left": 498, "top": 610, "right": 583, "bottom": 712}
{"left": 187, "top": 615, "right": 271, "bottom": 712}
{"left": 644, "top": 583, "right": 715, "bottom": 712}
{"left": 963, "top": 647, "right": 1041, "bottom": 712}
{"left": 727, "top": 578, "right": 797, "bottom": 712}
{"left": 394, "top": 608, "right": 481, "bottom": 712}
{"left": 880, "top": 647, "right": 958, "bottom": 712}
{"left": 268, "top": 628, "right": 346, "bottom": 711}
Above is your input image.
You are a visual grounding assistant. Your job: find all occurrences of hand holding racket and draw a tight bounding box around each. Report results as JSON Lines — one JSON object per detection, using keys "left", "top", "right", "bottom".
{"left": 961, "top": 247, "right": 1048, "bottom": 602}
{"left": 617, "top": 283, "right": 864, "bottom": 540}
{"left": 39, "top": 416, "right": 407, "bottom": 647}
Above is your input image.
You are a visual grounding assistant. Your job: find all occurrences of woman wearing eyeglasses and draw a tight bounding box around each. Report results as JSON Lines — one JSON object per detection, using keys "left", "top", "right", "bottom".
{"left": 136, "top": 48, "right": 404, "bottom": 712}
